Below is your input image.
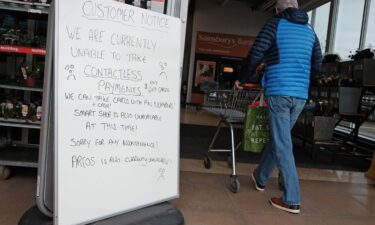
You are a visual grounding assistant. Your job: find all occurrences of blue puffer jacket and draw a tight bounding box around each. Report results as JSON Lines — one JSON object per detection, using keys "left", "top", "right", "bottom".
{"left": 239, "top": 8, "right": 322, "bottom": 100}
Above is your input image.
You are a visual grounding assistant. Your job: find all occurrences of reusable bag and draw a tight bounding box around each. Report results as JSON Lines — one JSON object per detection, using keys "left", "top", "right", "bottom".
{"left": 243, "top": 92, "right": 269, "bottom": 153}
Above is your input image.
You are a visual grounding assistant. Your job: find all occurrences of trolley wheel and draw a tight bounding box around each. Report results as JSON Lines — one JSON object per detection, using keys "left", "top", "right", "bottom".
{"left": 203, "top": 154, "right": 212, "bottom": 169}
{"left": 0, "top": 166, "right": 11, "bottom": 180}
{"left": 229, "top": 175, "right": 240, "bottom": 193}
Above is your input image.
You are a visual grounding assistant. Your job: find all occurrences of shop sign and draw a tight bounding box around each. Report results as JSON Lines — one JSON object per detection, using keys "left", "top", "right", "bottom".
{"left": 196, "top": 31, "right": 255, "bottom": 58}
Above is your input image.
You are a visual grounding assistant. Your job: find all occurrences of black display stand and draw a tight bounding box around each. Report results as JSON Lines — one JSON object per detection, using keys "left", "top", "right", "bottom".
{"left": 19, "top": 202, "right": 184, "bottom": 225}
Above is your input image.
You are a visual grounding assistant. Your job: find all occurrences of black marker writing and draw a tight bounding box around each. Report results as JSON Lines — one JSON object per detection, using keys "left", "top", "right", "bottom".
{"left": 158, "top": 168, "right": 166, "bottom": 180}
{"left": 66, "top": 26, "right": 82, "bottom": 40}
{"left": 110, "top": 33, "right": 157, "bottom": 52}
{"left": 85, "top": 122, "right": 96, "bottom": 130}
{"left": 126, "top": 53, "right": 147, "bottom": 63}
{"left": 74, "top": 109, "right": 96, "bottom": 117}
{"left": 64, "top": 93, "right": 74, "bottom": 100}
{"left": 122, "top": 140, "right": 157, "bottom": 149}
{"left": 72, "top": 155, "right": 96, "bottom": 168}
{"left": 101, "top": 122, "right": 117, "bottom": 131}
{"left": 84, "top": 64, "right": 142, "bottom": 81}
{"left": 98, "top": 80, "right": 142, "bottom": 96}
{"left": 70, "top": 138, "right": 91, "bottom": 148}
{"left": 71, "top": 47, "right": 105, "bottom": 60}
{"left": 88, "top": 29, "right": 105, "bottom": 43}
{"left": 81, "top": 0, "right": 135, "bottom": 25}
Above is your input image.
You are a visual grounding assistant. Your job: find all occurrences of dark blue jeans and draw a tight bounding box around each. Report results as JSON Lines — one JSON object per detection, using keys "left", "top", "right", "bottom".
{"left": 256, "top": 96, "right": 305, "bottom": 205}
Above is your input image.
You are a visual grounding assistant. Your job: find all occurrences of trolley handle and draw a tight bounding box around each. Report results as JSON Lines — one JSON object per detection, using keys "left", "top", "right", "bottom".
{"left": 241, "top": 83, "right": 261, "bottom": 89}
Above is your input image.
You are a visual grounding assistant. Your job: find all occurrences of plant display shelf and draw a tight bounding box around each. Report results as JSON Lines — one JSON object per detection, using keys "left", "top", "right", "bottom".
{"left": 0, "top": 117, "right": 41, "bottom": 129}
{"left": 0, "top": 0, "right": 49, "bottom": 178}
{"left": 0, "top": 80, "right": 43, "bottom": 92}
{"left": 0, "top": 0, "right": 50, "bottom": 14}
{"left": 0, "top": 146, "right": 38, "bottom": 168}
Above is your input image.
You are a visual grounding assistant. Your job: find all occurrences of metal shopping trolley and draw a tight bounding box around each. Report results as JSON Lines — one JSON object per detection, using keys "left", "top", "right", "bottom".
{"left": 202, "top": 85, "right": 261, "bottom": 193}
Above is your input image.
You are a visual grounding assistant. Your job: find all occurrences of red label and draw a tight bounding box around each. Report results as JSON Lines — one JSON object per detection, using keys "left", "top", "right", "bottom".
{"left": 0, "top": 45, "right": 46, "bottom": 55}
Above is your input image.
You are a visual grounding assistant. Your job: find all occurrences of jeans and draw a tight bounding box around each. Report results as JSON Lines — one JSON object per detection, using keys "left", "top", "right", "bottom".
{"left": 255, "top": 96, "right": 305, "bottom": 205}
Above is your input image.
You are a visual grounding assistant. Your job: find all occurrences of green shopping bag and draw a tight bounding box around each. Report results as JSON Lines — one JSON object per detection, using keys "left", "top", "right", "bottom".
{"left": 243, "top": 92, "right": 269, "bottom": 153}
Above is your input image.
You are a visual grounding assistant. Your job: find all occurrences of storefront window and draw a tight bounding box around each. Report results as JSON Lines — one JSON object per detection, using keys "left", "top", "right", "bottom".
{"left": 113, "top": 0, "right": 166, "bottom": 14}
{"left": 334, "top": 0, "right": 365, "bottom": 59}
{"left": 307, "top": 11, "right": 312, "bottom": 24}
{"left": 365, "top": 0, "right": 375, "bottom": 49}
{"left": 314, "top": 2, "right": 331, "bottom": 53}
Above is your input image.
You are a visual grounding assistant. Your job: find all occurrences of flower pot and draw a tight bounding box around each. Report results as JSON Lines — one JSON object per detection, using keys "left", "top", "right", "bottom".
{"left": 0, "top": 166, "right": 11, "bottom": 180}
{"left": 25, "top": 77, "right": 36, "bottom": 87}
{"left": 28, "top": 115, "right": 37, "bottom": 122}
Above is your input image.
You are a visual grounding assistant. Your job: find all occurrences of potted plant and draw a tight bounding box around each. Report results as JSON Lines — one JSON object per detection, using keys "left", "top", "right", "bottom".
{"left": 12, "top": 101, "right": 23, "bottom": 119}
{"left": 20, "top": 64, "right": 41, "bottom": 87}
{"left": 19, "top": 34, "right": 35, "bottom": 47}
{"left": 34, "top": 35, "right": 46, "bottom": 48}
{"left": 2, "top": 28, "right": 21, "bottom": 45}
{"left": 28, "top": 103, "right": 37, "bottom": 122}
{"left": 0, "top": 103, "right": 5, "bottom": 118}
{"left": 3, "top": 102, "right": 14, "bottom": 119}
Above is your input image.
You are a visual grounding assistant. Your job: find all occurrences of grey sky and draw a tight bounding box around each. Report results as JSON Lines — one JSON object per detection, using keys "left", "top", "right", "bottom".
{"left": 310, "top": 0, "right": 374, "bottom": 59}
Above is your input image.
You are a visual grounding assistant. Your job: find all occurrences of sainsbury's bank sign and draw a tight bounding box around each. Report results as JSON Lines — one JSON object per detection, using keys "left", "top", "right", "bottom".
{"left": 196, "top": 31, "right": 255, "bottom": 58}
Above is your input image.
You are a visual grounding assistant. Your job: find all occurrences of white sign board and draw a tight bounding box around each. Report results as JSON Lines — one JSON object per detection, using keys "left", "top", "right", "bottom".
{"left": 54, "top": 0, "right": 181, "bottom": 224}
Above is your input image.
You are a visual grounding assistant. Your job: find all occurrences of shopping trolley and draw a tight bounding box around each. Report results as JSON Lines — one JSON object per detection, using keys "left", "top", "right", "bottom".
{"left": 202, "top": 85, "right": 261, "bottom": 193}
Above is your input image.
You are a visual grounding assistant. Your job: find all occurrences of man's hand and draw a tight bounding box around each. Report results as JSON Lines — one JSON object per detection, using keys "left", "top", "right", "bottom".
{"left": 233, "top": 80, "right": 243, "bottom": 90}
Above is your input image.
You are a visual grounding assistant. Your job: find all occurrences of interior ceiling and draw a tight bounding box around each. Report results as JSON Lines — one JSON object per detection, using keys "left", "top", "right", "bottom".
{"left": 218, "top": 0, "right": 329, "bottom": 11}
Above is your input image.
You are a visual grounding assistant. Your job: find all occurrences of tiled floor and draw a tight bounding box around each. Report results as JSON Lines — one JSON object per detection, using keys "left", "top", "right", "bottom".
{"left": 180, "top": 107, "right": 221, "bottom": 126}
{"left": 173, "top": 160, "right": 375, "bottom": 225}
{"left": 0, "top": 168, "right": 37, "bottom": 225}
{"left": 1, "top": 159, "right": 374, "bottom": 225}
{"left": 1, "top": 108, "right": 375, "bottom": 225}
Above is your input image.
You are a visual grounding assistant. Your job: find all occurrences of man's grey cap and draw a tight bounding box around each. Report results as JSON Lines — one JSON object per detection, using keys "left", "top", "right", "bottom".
{"left": 276, "top": 0, "right": 299, "bottom": 10}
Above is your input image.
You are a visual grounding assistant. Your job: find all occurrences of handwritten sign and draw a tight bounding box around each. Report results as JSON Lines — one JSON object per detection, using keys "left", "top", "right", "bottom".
{"left": 55, "top": 0, "right": 181, "bottom": 224}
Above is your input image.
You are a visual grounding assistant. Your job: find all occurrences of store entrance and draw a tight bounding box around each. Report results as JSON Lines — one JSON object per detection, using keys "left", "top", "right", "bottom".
{"left": 217, "top": 58, "right": 243, "bottom": 90}
{"left": 190, "top": 54, "right": 244, "bottom": 104}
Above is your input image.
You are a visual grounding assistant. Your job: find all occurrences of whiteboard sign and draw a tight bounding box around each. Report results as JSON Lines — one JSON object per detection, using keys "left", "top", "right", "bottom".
{"left": 54, "top": 0, "right": 181, "bottom": 224}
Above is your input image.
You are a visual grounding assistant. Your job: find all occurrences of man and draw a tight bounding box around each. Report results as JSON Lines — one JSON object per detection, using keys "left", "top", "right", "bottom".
{"left": 234, "top": 0, "right": 322, "bottom": 214}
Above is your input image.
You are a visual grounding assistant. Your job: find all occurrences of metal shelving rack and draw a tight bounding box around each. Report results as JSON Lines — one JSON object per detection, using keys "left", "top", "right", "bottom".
{"left": 0, "top": 117, "right": 41, "bottom": 129}
{"left": 0, "top": 81, "right": 43, "bottom": 92}
{"left": 0, "top": 0, "right": 49, "bottom": 14}
{"left": 0, "top": 1, "right": 49, "bottom": 178}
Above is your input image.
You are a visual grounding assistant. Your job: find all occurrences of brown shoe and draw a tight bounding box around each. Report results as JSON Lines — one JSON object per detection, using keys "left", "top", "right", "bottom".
{"left": 270, "top": 197, "right": 300, "bottom": 214}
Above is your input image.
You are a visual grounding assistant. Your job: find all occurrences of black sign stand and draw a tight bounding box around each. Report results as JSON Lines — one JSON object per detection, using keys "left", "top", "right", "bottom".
{"left": 19, "top": 202, "right": 183, "bottom": 225}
